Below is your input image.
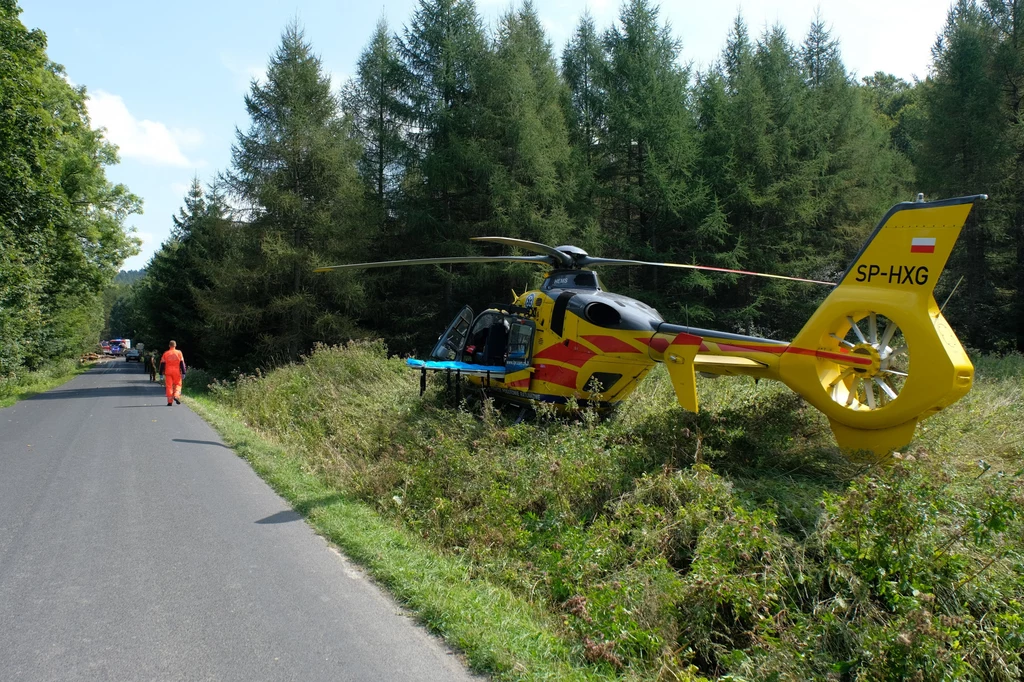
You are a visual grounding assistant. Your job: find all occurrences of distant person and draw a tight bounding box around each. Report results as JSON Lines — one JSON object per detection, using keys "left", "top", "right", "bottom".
{"left": 159, "top": 340, "right": 186, "bottom": 406}
{"left": 145, "top": 351, "right": 158, "bottom": 382}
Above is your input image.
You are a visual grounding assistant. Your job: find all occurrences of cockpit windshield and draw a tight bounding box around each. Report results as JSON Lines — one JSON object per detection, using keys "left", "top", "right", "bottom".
{"left": 542, "top": 271, "right": 600, "bottom": 291}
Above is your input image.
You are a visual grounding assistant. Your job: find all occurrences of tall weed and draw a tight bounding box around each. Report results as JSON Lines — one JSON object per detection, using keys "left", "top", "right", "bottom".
{"left": 207, "top": 342, "right": 1024, "bottom": 680}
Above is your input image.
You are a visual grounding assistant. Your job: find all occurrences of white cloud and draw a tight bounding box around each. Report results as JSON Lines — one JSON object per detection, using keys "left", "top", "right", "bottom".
{"left": 121, "top": 230, "right": 158, "bottom": 270}
{"left": 221, "top": 52, "right": 268, "bottom": 91}
{"left": 328, "top": 68, "right": 351, "bottom": 95}
{"left": 87, "top": 91, "right": 203, "bottom": 168}
{"left": 170, "top": 181, "right": 191, "bottom": 197}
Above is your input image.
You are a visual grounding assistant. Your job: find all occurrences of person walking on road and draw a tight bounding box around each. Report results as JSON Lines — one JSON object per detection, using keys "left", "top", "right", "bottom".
{"left": 159, "top": 340, "right": 186, "bottom": 406}
{"left": 145, "top": 351, "right": 158, "bottom": 382}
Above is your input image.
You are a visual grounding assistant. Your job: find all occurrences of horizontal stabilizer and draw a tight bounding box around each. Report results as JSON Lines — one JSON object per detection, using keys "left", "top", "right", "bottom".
{"left": 694, "top": 354, "right": 767, "bottom": 370}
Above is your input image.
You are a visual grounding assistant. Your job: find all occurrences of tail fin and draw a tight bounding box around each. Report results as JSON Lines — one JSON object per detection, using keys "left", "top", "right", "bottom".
{"left": 779, "top": 195, "right": 985, "bottom": 458}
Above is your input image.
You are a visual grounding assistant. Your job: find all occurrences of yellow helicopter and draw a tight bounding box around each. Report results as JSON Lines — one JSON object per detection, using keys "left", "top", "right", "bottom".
{"left": 317, "top": 194, "right": 984, "bottom": 457}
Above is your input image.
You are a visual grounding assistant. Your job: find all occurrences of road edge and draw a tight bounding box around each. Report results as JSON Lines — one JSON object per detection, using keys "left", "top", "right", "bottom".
{"left": 185, "top": 393, "right": 606, "bottom": 682}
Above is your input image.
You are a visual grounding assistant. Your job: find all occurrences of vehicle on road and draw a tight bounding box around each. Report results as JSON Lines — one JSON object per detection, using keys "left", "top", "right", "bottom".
{"left": 125, "top": 348, "right": 142, "bottom": 362}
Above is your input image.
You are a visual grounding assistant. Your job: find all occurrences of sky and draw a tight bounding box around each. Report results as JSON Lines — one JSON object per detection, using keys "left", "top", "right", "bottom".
{"left": 21, "top": 0, "right": 953, "bottom": 271}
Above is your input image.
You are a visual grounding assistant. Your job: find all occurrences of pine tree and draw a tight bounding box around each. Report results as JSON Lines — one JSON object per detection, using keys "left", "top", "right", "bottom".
{"left": 562, "top": 13, "right": 606, "bottom": 168}
{"left": 985, "top": 0, "right": 1024, "bottom": 349}
{"left": 693, "top": 17, "right": 901, "bottom": 336}
{"left": 561, "top": 12, "right": 607, "bottom": 249}
{"left": 213, "top": 23, "right": 367, "bottom": 367}
{"left": 917, "top": 0, "right": 1008, "bottom": 347}
{"left": 135, "top": 179, "right": 230, "bottom": 369}
{"left": 722, "top": 15, "right": 750, "bottom": 94}
{"left": 798, "top": 18, "right": 900, "bottom": 249}
{"left": 464, "top": 2, "right": 576, "bottom": 299}
{"left": 396, "top": 0, "right": 490, "bottom": 328}
{"left": 801, "top": 14, "right": 843, "bottom": 88}
{"left": 599, "top": 0, "right": 722, "bottom": 318}
{"left": 861, "top": 72, "right": 921, "bottom": 158}
{"left": 342, "top": 18, "right": 410, "bottom": 232}
{"left": 485, "top": 2, "right": 573, "bottom": 246}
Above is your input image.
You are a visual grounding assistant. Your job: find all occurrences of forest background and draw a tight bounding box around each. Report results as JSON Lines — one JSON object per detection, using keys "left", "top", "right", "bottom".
{"left": 2, "top": 0, "right": 1023, "bottom": 376}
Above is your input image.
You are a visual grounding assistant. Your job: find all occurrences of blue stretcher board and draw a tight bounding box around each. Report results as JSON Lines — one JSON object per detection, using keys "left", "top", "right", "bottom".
{"left": 406, "top": 358, "right": 507, "bottom": 378}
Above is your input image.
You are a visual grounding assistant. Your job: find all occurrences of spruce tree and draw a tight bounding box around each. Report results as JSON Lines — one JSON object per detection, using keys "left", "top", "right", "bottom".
{"left": 342, "top": 18, "right": 410, "bottom": 232}
{"left": 213, "top": 23, "right": 367, "bottom": 367}
{"left": 917, "top": 0, "right": 1007, "bottom": 347}
{"left": 599, "top": 0, "right": 723, "bottom": 318}
{"left": 397, "top": 0, "right": 490, "bottom": 326}
{"left": 561, "top": 12, "right": 608, "bottom": 250}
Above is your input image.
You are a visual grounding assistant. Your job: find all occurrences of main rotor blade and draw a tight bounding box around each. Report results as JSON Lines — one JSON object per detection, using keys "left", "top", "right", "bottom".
{"left": 313, "top": 255, "right": 553, "bottom": 272}
{"left": 577, "top": 257, "right": 835, "bottom": 286}
{"left": 470, "top": 237, "right": 572, "bottom": 267}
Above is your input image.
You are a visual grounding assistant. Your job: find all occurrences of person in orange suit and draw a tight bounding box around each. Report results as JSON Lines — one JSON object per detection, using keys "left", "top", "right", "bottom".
{"left": 159, "top": 340, "right": 186, "bottom": 406}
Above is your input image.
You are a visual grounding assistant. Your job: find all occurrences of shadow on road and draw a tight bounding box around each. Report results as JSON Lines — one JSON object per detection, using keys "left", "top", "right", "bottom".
{"left": 173, "top": 439, "right": 230, "bottom": 448}
{"left": 112, "top": 404, "right": 172, "bottom": 408}
{"left": 256, "top": 510, "right": 303, "bottom": 524}
{"left": 28, "top": 385, "right": 162, "bottom": 400}
{"left": 25, "top": 361, "right": 161, "bottom": 401}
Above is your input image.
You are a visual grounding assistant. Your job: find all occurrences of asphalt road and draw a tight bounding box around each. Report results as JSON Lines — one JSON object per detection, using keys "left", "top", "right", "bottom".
{"left": 0, "top": 360, "right": 478, "bottom": 681}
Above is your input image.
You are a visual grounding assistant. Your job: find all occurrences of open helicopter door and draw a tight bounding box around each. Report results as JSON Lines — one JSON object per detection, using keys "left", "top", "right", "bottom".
{"left": 430, "top": 305, "right": 474, "bottom": 361}
{"left": 503, "top": 318, "right": 536, "bottom": 390}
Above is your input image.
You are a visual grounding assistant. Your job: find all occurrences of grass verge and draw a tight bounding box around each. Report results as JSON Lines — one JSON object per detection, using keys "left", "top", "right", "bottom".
{"left": 186, "top": 342, "right": 1024, "bottom": 680}
{"left": 0, "top": 357, "right": 97, "bottom": 408}
{"left": 187, "top": 392, "right": 617, "bottom": 682}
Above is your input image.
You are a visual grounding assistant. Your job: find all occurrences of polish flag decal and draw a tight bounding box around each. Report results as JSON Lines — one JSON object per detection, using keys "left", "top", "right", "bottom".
{"left": 911, "top": 237, "right": 936, "bottom": 254}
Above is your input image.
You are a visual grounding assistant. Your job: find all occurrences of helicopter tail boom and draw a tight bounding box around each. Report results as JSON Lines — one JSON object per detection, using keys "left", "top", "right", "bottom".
{"left": 775, "top": 195, "right": 985, "bottom": 457}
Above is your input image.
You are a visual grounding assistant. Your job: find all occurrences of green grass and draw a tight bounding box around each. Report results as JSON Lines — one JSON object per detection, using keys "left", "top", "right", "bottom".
{"left": 188, "top": 342, "right": 1024, "bottom": 681}
{"left": 187, "top": 391, "right": 618, "bottom": 682}
{"left": 0, "top": 357, "right": 97, "bottom": 408}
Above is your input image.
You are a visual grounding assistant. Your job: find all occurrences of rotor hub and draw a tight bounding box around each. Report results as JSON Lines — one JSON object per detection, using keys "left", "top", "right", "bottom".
{"left": 819, "top": 311, "right": 910, "bottom": 412}
{"left": 850, "top": 344, "right": 881, "bottom": 378}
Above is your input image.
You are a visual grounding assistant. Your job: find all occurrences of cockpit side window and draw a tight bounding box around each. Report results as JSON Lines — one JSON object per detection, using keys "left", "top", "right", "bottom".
{"left": 506, "top": 320, "right": 535, "bottom": 370}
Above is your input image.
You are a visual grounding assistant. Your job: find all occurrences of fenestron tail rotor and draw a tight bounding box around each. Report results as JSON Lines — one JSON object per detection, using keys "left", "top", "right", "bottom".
{"left": 779, "top": 195, "right": 982, "bottom": 457}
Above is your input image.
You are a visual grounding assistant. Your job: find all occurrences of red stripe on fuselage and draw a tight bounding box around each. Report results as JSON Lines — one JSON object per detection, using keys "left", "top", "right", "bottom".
{"left": 711, "top": 341, "right": 788, "bottom": 355}
{"left": 784, "top": 346, "right": 872, "bottom": 366}
{"left": 637, "top": 337, "right": 670, "bottom": 353}
{"left": 533, "top": 364, "right": 578, "bottom": 389}
{"left": 582, "top": 335, "right": 643, "bottom": 354}
{"left": 534, "top": 341, "right": 596, "bottom": 368}
{"left": 671, "top": 332, "right": 702, "bottom": 346}
{"left": 701, "top": 339, "right": 873, "bottom": 367}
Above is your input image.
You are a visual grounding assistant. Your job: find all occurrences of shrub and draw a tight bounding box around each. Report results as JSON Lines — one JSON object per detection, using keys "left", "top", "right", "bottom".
{"left": 208, "top": 345, "right": 1024, "bottom": 680}
{"left": 182, "top": 368, "right": 214, "bottom": 393}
